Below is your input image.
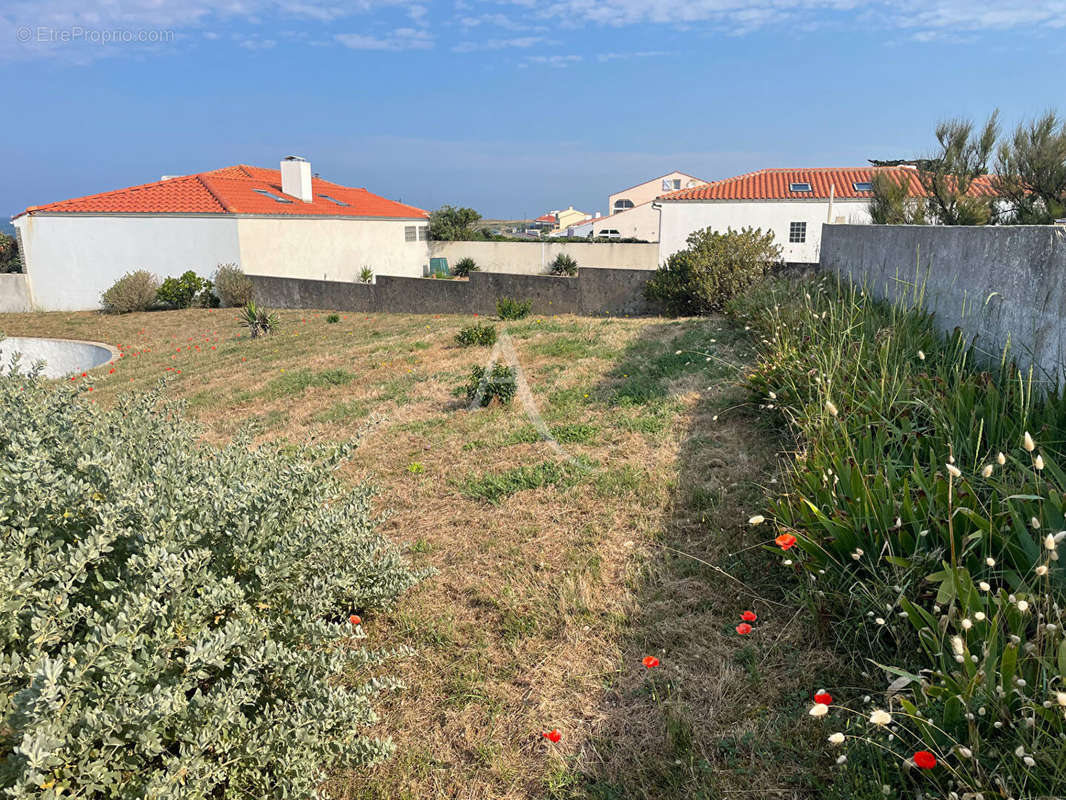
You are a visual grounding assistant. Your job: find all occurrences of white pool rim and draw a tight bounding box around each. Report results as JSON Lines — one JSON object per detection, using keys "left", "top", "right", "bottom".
{"left": 0, "top": 336, "right": 120, "bottom": 379}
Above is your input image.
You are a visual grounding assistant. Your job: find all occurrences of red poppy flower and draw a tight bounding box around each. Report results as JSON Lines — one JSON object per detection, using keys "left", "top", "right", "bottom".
{"left": 813, "top": 692, "right": 833, "bottom": 705}
{"left": 736, "top": 623, "right": 752, "bottom": 635}
{"left": 349, "top": 614, "right": 362, "bottom": 626}
{"left": 87, "top": 387, "right": 93, "bottom": 392}
{"left": 642, "top": 656, "right": 659, "bottom": 668}
{"left": 81, "top": 372, "right": 87, "bottom": 377}
{"left": 542, "top": 729, "right": 561, "bottom": 743}
{"left": 741, "top": 610, "right": 757, "bottom": 622}
{"left": 775, "top": 533, "right": 797, "bottom": 550}
{"left": 913, "top": 751, "right": 936, "bottom": 770}
{"left": 109, "top": 368, "right": 116, "bottom": 374}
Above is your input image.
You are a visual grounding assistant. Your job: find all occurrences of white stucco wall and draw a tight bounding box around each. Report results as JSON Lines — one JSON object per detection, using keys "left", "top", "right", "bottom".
{"left": 658, "top": 199, "right": 873, "bottom": 264}
{"left": 15, "top": 214, "right": 241, "bottom": 311}
{"left": 237, "top": 217, "right": 428, "bottom": 282}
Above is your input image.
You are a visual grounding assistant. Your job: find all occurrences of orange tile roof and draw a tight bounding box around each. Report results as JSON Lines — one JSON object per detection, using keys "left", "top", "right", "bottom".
{"left": 535, "top": 213, "right": 557, "bottom": 223}
{"left": 658, "top": 167, "right": 998, "bottom": 201}
{"left": 17, "top": 164, "right": 427, "bottom": 220}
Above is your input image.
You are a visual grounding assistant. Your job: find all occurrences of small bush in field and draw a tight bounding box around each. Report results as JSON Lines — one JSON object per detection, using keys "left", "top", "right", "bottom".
{"left": 157, "top": 270, "right": 216, "bottom": 309}
{"left": 462, "top": 363, "right": 517, "bottom": 406}
{"left": 548, "top": 253, "right": 577, "bottom": 276}
{"left": 453, "top": 257, "right": 479, "bottom": 277}
{"left": 100, "top": 270, "right": 159, "bottom": 313}
{"left": 238, "top": 301, "right": 280, "bottom": 338}
{"left": 496, "top": 297, "right": 532, "bottom": 320}
{"left": 455, "top": 322, "right": 497, "bottom": 347}
{"left": 0, "top": 372, "right": 426, "bottom": 798}
{"left": 645, "top": 226, "right": 780, "bottom": 315}
{"left": 326, "top": 313, "right": 341, "bottom": 323}
{"left": 213, "top": 263, "right": 254, "bottom": 307}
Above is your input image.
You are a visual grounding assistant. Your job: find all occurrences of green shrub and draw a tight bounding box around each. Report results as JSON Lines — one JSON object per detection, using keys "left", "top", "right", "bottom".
{"left": 455, "top": 322, "right": 497, "bottom": 347}
{"left": 213, "top": 263, "right": 254, "bottom": 307}
{"left": 645, "top": 226, "right": 780, "bottom": 316}
{"left": 326, "top": 313, "right": 341, "bottom": 323}
{"left": 0, "top": 374, "right": 425, "bottom": 798}
{"left": 0, "top": 232, "right": 21, "bottom": 274}
{"left": 359, "top": 267, "right": 374, "bottom": 284}
{"left": 100, "top": 270, "right": 160, "bottom": 313}
{"left": 238, "top": 301, "right": 280, "bottom": 339}
{"left": 548, "top": 253, "right": 577, "bottom": 276}
{"left": 157, "top": 270, "right": 217, "bottom": 309}
{"left": 463, "top": 363, "right": 517, "bottom": 406}
{"left": 734, "top": 275, "right": 1066, "bottom": 797}
{"left": 496, "top": 297, "right": 532, "bottom": 320}
{"left": 453, "top": 257, "right": 479, "bottom": 277}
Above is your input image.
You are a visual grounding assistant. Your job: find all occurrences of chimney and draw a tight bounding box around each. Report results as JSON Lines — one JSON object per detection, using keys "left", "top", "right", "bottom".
{"left": 280, "top": 156, "right": 313, "bottom": 202}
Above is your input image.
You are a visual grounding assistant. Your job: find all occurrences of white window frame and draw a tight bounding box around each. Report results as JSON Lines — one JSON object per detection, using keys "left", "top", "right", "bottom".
{"left": 404, "top": 225, "right": 417, "bottom": 242}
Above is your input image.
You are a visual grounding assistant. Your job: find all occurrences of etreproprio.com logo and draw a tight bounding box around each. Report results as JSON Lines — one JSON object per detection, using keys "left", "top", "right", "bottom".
{"left": 16, "top": 26, "right": 175, "bottom": 44}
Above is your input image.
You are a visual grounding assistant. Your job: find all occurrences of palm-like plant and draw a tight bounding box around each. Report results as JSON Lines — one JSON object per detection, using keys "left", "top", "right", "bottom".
{"left": 237, "top": 302, "right": 280, "bottom": 338}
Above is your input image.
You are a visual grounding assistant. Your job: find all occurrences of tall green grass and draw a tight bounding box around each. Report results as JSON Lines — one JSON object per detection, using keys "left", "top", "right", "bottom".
{"left": 731, "top": 275, "right": 1066, "bottom": 798}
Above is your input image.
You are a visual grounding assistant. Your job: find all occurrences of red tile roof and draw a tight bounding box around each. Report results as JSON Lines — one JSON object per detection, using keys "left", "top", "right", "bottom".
{"left": 658, "top": 167, "right": 998, "bottom": 201}
{"left": 17, "top": 165, "right": 427, "bottom": 220}
{"left": 535, "top": 213, "right": 557, "bottom": 223}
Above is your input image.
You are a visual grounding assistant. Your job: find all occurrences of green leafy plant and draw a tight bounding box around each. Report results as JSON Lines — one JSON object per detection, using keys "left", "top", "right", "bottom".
{"left": 0, "top": 374, "right": 426, "bottom": 798}
{"left": 238, "top": 301, "right": 281, "bottom": 338}
{"left": 359, "top": 267, "right": 374, "bottom": 284}
{"left": 100, "top": 270, "right": 160, "bottom": 313}
{"left": 462, "top": 363, "right": 517, "bottom": 406}
{"left": 452, "top": 257, "right": 479, "bottom": 277}
{"left": 0, "top": 232, "right": 21, "bottom": 274}
{"left": 548, "top": 253, "right": 578, "bottom": 276}
{"left": 455, "top": 322, "right": 497, "bottom": 347}
{"left": 731, "top": 275, "right": 1066, "bottom": 797}
{"left": 645, "top": 226, "right": 780, "bottom": 316}
{"left": 326, "top": 313, "right": 341, "bottom": 323}
{"left": 428, "top": 206, "right": 485, "bottom": 241}
{"left": 496, "top": 297, "right": 532, "bottom": 320}
{"left": 213, "top": 263, "right": 254, "bottom": 307}
{"left": 157, "top": 270, "right": 217, "bottom": 309}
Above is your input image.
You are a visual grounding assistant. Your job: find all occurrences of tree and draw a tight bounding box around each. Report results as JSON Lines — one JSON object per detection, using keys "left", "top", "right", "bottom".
{"left": 428, "top": 205, "right": 484, "bottom": 241}
{"left": 920, "top": 112, "right": 1000, "bottom": 225}
{"left": 0, "top": 232, "right": 21, "bottom": 273}
{"left": 643, "top": 226, "right": 781, "bottom": 316}
{"left": 996, "top": 111, "right": 1066, "bottom": 224}
{"left": 868, "top": 171, "right": 928, "bottom": 225}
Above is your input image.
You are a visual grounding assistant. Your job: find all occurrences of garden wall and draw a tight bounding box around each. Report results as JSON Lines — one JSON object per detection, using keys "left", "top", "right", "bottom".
{"left": 821, "top": 224, "right": 1066, "bottom": 382}
{"left": 427, "top": 241, "right": 659, "bottom": 275}
{"left": 248, "top": 267, "right": 660, "bottom": 317}
{"left": 0, "top": 273, "right": 31, "bottom": 313}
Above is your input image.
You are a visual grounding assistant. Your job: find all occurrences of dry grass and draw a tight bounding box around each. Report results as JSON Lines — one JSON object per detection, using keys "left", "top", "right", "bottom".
{"left": 0, "top": 306, "right": 836, "bottom": 799}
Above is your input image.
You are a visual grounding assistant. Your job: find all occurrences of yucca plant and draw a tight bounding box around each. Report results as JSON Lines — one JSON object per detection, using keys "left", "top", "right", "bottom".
{"left": 237, "top": 301, "right": 280, "bottom": 338}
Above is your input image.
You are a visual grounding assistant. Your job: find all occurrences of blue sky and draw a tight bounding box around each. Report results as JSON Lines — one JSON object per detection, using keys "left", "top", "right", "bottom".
{"left": 1, "top": 1, "right": 1063, "bottom": 222}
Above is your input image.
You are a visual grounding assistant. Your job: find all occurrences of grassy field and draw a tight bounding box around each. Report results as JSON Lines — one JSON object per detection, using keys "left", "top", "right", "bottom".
{"left": 1, "top": 306, "right": 837, "bottom": 799}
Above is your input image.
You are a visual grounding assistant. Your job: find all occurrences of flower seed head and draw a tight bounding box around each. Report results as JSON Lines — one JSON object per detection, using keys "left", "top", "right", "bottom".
{"left": 1024, "top": 431, "right": 1036, "bottom": 452}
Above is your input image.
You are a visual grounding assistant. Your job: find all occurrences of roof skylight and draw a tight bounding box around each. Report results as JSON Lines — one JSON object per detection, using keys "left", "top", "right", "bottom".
{"left": 252, "top": 188, "right": 294, "bottom": 203}
{"left": 789, "top": 182, "right": 813, "bottom": 192}
{"left": 320, "top": 194, "right": 350, "bottom": 207}
{"left": 852, "top": 181, "right": 873, "bottom": 192}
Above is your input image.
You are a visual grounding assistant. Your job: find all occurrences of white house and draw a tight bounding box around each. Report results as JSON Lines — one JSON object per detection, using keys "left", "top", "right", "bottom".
{"left": 12, "top": 157, "right": 429, "bottom": 311}
{"left": 570, "top": 170, "right": 707, "bottom": 241}
{"left": 656, "top": 166, "right": 997, "bottom": 265}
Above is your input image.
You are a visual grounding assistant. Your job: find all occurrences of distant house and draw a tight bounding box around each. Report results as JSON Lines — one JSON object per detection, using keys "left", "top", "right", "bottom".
{"left": 655, "top": 166, "right": 998, "bottom": 265}
{"left": 12, "top": 157, "right": 429, "bottom": 311}
{"left": 571, "top": 171, "right": 707, "bottom": 241}
{"left": 549, "top": 206, "right": 593, "bottom": 234}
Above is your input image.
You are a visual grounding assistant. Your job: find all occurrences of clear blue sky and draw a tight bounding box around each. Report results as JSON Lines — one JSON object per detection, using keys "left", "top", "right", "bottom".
{"left": 1, "top": 1, "right": 1063, "bottom": 222}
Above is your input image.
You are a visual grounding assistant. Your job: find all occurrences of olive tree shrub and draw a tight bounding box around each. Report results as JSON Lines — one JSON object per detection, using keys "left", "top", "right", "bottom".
{"left": 644, "top": 226, "right": 780, "bottom": 316}
{"left": 0, "top": 368, "right": 426, "bottom": 798}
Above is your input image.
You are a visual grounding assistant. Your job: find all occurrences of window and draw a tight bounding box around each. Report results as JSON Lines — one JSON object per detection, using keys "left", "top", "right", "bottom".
{"left": 417, "top": 226, "right": 428, "bottom": 241}
{"left": 789, "top": 221, "right": 807, "bottom": 243}
{"left": 252, "top": 188, "right": 294, "bottom": 203}
{"left": 662, "top": 178, "right": 681, "bottom": 191}
{"left": 405, "top": 226, "right": 417, "bottom": 242}
{"left": 613, "top": 198, "right": 634, "bottom": 212}
{"left": 789, "top": 182, "right": 813, "bottom": 193}
{"left": 852, "top": 181, "right": 873, "bottom": 192}
{"left": 320, "top": 194, "right": 350, "bottom": 207}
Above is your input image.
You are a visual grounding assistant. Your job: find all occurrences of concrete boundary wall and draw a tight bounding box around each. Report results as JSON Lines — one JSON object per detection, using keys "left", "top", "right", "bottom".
{"left": 821, "top": 224, "right": 1066, "bottom": 382}
{"left": 0, "top": 274, "right": 31, "bottom": 313}
{"left": 427, "top": 241, "right": 659, "bottom": 275}
{"left": 248, "top": 267, "right": 660, "bottom": 317}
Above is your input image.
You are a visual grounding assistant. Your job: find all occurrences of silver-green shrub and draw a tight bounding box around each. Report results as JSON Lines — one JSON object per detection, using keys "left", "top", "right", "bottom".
{"left": 0, "top": 370, "right": 425, "bottom": 798}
